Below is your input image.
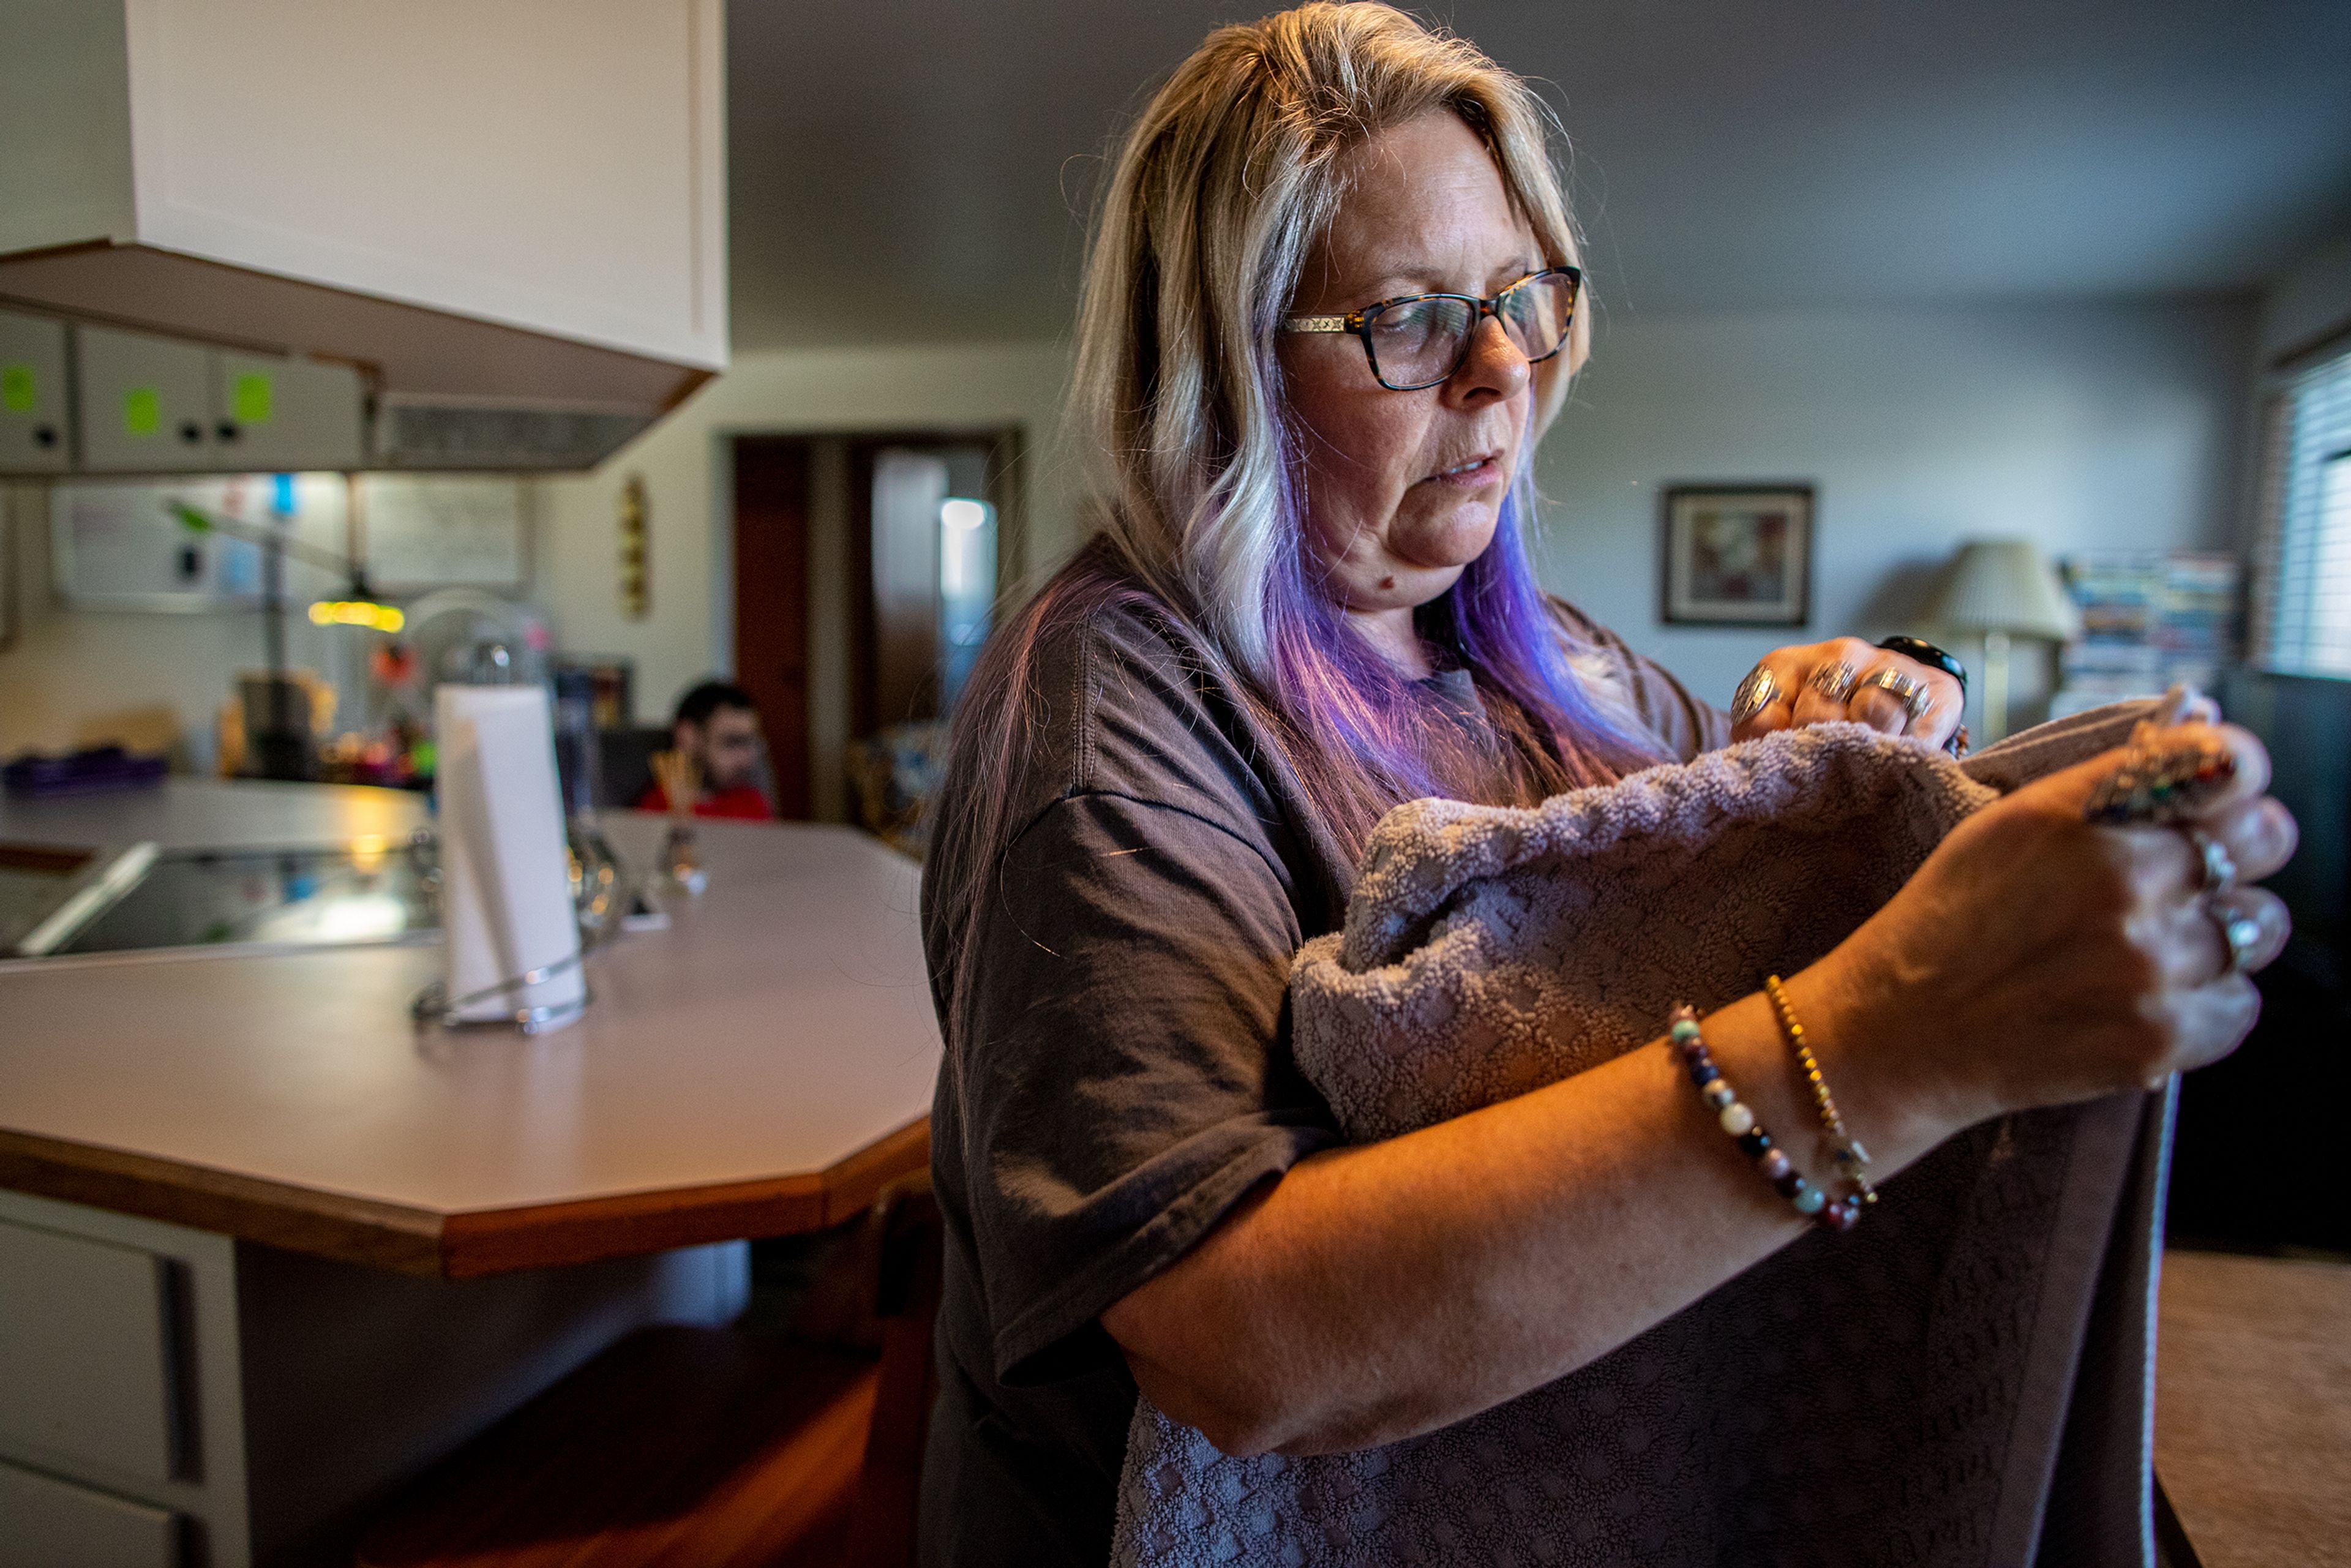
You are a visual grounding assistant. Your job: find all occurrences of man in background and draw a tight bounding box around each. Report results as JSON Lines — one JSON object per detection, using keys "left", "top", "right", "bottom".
{"left": 634, "top": 680, "right": 773, "bottom": 820}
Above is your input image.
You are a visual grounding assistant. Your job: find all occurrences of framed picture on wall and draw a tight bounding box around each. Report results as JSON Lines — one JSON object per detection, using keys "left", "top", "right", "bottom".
{"left": 1660, "top": 483, "right": 1815, "bottom": 626}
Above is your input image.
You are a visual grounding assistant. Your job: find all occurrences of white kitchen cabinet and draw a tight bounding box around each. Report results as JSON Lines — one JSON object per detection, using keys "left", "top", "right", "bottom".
{"left": 0, "top": 1196, "right": 248, "bottom": 1568}
{"left": 209, "top": 353, "right": 364, "bottom": 471}
{"left": 70, "top": 328, "right": 367, "bottom": 475}
{"left": 0, "top": 1190, "right": 744, "bottom": 1568}
{"left": 0, "top": 1220, "right": 182, "bottom": 1484}
{"left": 0, "top": 312, "right": 73, "bottom": 473}
{"left": 75, "top": 326, "right": 215, "bottom": 473}
{"left": 0, "top": 1462, "right": 183, "bottom": 1568}
{"left": 0, "top": 0, "right": 724, "bottom": 440}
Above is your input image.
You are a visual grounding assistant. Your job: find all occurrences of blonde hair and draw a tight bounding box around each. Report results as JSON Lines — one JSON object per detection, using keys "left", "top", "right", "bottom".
{"left": 1070, "top": 0, "right": 1591, "bottom": 676}
{"left": 929, "top": 5, "right": 1653, "bottom": 1001}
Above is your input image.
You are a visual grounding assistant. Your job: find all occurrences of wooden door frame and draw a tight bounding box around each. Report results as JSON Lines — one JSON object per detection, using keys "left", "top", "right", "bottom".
{"left": 730, "top": 435, "right": 814, "bottom": 819}
{"left": 723, "top": 424, "right": 1026, "bottom": 813}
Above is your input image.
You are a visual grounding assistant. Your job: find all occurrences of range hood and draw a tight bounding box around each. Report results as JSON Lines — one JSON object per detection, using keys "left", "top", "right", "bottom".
{"left": 0, "top": 0, "right": 726, "bottom": 474}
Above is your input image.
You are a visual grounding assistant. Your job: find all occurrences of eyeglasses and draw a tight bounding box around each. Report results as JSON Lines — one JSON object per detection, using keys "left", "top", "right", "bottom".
{"left": 1279, "top": 265, "right": 1581, "bottom": 391}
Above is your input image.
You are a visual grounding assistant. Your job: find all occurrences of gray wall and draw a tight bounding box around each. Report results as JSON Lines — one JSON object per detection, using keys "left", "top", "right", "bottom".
{"left": 1531, "top": 298, "right": 2259, "bottom": 733}
{"left": 1, "top": 299, "right": 2271, "bottom": 763}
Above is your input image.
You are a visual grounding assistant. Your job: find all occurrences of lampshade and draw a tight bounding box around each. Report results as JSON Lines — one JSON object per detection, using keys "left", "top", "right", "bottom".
{"left": 1920, "top": 539, "right": 2082, "bottom": 642}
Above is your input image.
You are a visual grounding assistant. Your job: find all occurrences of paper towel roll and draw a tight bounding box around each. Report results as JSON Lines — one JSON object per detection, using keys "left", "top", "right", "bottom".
{"left": 434, "top": 685, "right": 587, "bottom": 1030}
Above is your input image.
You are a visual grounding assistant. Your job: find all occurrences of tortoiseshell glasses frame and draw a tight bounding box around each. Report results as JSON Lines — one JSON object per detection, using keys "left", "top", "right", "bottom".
{"left": 1278, "top": 264, "right": 1582, "bottom": 391}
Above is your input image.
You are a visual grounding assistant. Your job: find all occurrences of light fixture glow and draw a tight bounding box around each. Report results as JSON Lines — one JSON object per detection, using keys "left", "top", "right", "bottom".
{"left": 940, "top": 498, "right": 989, "bottom": 532}
{"left": 307, "top": 599, "right": 406, "bottom": 633}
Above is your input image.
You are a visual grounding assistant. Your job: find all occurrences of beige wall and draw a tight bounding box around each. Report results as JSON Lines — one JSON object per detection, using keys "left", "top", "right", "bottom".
{"left": 530, "top": 339, "right": 1081, "bottom": 729}
{"left": 0, "top": 301, "right": 2266, "bottom": 770}
{"left": 550, "top": 298, "right": 2254, "bottom": 751}
{"left": 0, "top": 481, "right": 350, "bottom": 770}
{"left": 0, "top": 340, "right": 1082, "bottom": 770}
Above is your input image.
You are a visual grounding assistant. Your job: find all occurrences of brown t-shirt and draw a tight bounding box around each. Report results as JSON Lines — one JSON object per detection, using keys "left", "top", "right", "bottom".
{"left": 917, "top": 583, "right": 1727, "bottom": 1567}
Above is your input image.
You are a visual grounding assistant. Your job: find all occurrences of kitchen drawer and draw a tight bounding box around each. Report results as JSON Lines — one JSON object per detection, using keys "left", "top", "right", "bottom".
{"left": 0, "top": 1459, "right": 182, "bottom": 1568}
{"left": 0, "top": 1220, "right": 183, "bottom": 1483}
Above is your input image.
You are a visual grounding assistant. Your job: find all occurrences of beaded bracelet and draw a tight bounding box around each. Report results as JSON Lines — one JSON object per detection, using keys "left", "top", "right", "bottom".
{"left": 1763, "top": 975, "right": 1875, "bottom": 1207}
{"left": 1669, "top": 1004, "right": 1863, "bottom": 1232}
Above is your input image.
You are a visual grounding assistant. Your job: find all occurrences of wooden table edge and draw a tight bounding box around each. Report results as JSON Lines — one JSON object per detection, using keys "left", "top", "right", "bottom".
{"left": 0, "top": 1128, "right": 448, "bottom": 1274}
{"left": 437, "top": 1115, "right": 932, "bottom": 1276}
{"left": 1, "top": 1116, "right": 934, "bottom": 1280}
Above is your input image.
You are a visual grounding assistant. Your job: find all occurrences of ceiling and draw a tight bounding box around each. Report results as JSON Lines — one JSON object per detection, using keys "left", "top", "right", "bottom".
{"left": 726, "top": 0, "right": 2351, "bottom": 350}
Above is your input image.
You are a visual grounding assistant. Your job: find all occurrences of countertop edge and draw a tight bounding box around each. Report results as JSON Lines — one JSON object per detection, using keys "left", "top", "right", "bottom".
{"left": 0, "top": 1127, "right": 449, "bottom": 1275}
{"left": 435, "top": 1114, "right": 934, "bottom": 1277}
{"left": 1, "top": 1114, "right": 934, "bottom": 1279}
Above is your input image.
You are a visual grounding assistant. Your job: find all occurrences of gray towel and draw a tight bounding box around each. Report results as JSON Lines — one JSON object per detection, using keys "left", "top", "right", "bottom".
{"left": 1114, "top": 705, "right": 2171, "bottom": 1567}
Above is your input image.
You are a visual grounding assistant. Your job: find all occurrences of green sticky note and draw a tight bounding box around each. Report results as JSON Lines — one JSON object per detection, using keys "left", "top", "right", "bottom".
{"left": 233, "top": 372, "right": 273, "bottom": 425}
{"left": 1, "top": 364, "right": 33, "bottom": 414}
{"left": 124, "top": 386, "right": 160, "bottom": 435}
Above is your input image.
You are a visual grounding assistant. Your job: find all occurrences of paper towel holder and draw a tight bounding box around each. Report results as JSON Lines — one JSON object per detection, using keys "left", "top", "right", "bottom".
{"left": 409, "top": 951, "right": 592, "bottom": 1035}
{"left": 405, "top": 825, "right": 602, "bottom": 1036}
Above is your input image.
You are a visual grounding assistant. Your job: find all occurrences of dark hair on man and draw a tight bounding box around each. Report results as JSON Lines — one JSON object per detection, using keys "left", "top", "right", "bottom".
{"left": 673, "top": 679, "right": 757, "bottom": 728}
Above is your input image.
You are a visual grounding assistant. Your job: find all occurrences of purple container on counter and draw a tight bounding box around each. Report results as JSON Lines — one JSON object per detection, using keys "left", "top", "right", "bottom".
{"left": 2, "top": 746, "right": 169, "bottom": 798}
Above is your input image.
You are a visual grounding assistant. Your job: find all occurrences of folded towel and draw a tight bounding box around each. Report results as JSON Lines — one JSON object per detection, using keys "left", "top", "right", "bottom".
{"left": 1114, "top": 704, "right": 2172, "bottom": 1567}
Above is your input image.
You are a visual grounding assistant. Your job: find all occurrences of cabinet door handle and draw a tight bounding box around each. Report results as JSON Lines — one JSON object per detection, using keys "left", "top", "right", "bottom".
{"left": 178, "top": 421, "right": 204, "bottom": 444}
{"left": 32, "top": 426, "right": 57, "bottom": 448}
{"left": 216, "top": 422, "right": 241, "bottom": 443}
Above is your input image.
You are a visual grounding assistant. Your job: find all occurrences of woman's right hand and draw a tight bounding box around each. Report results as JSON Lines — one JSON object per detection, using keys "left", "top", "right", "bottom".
{"left": 1818, "top": 721, "right": 2298, "bottom": 1139}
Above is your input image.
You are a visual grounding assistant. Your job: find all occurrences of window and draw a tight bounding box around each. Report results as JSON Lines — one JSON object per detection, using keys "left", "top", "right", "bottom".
{"left": 2252, "top": 343, "right": 2351, "bottom": 677}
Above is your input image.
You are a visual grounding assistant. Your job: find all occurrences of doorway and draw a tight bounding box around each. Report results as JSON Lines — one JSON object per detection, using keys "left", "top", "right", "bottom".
{"left": 729, "top": 429, "right": 1022, "bottom": 825}
{"left": 732, "top": 437, "right": 813, "bottom": 819}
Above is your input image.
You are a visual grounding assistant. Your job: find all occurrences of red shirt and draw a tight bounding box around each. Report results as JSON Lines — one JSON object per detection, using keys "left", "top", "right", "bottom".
{"left": 633, "top": 782, "right": 773, "bottom": 821}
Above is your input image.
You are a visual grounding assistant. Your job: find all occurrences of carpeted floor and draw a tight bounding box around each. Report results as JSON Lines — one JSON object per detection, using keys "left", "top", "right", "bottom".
{"left": 2156, "top": 1247, "right": 2351, "bottom": 1567}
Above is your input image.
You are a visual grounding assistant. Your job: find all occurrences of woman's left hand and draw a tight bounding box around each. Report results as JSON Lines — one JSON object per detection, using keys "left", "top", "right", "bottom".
{"left": 1730, "top": 637, "right": 1965, "bottom": 751}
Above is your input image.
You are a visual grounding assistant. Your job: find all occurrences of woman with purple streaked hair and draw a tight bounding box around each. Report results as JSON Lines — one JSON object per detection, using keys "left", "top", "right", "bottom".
{"left": 913, "top": 7, "right": 2290, "bottom": 1564}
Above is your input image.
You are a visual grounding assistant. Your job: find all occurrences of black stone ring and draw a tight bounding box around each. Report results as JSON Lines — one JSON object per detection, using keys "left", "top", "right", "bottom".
{"left": 1876, "top": 636, "right": 1967, "bottom": 695}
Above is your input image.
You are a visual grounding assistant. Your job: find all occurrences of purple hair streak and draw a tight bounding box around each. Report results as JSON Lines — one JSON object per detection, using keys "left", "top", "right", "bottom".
{"left": 1253, "top": 479, "right": 1668, "bottom": 849}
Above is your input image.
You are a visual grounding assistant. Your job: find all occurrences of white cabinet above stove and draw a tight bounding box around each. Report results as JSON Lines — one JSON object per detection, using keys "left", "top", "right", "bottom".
{"left": 0, "top": 0, "right": 726, "bottom": 471}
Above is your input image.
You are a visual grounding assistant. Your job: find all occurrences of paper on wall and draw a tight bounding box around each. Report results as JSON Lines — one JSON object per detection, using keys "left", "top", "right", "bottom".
{"left": 434, "top": 685, "right": 585, "bottom": 1029}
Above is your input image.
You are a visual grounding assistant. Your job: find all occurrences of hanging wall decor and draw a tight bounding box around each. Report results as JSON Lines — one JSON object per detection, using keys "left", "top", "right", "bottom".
{"left": 618, "top": 474, "right": 649, "bottom": 620}
{"left": 1660, "top": 482, "right": 1815, "bottom": 627}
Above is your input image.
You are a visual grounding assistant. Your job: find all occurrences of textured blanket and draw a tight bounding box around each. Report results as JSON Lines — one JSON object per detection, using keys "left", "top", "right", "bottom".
{"left": 1113, "top": 706, "right": 2174, "bottom": 1567}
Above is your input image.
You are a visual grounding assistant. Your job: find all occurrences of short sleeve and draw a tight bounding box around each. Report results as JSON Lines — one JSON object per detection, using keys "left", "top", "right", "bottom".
{"left": 1622, "top": 648, "right": 1732, "bottom": 760}
{"left": 949, "top": 789, "right": 1343, "bottom": 1385}
{"left": 1551, "top": 598, "right": 1732, "bottom": 760}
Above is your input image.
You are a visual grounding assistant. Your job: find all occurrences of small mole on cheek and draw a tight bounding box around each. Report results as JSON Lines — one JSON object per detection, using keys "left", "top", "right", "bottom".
{"left": 1379, "top": 576, "right": 1397, "bottom": 591}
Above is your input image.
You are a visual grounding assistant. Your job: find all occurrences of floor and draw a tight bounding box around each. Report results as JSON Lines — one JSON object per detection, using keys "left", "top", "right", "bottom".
{"left": 2156, "top": 1248, "right": 2351, "bottom": 1566}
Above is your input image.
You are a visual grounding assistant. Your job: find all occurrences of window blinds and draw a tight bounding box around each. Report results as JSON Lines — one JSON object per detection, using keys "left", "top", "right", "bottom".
{"left": 2253, "top": 344, "right": 2351, "bottom": 678}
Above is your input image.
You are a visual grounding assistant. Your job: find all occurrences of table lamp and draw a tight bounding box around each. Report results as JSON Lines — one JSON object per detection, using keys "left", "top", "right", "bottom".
{"left": 1921, "top": 539, "right": 2082, "bottom": 743}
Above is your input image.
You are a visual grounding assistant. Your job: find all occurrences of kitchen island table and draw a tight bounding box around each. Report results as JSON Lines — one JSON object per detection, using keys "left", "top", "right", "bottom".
{"left": 0, "top": 784, "right": 939, "bottom": 1568}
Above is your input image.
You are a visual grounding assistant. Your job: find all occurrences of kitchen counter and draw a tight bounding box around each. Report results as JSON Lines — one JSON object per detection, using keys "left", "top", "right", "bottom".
{"left": 0, "top": 779, "right": 942, "bottom": 1567}
{"left": 0, "top": 776, "right": 429, "bottom": 855}
{"left": 0, "top": 785, "right": 940, "bottom": 1276}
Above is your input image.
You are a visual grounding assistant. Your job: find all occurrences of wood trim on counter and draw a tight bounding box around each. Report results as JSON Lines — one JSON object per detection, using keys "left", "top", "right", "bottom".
{"left": 0, "top": 1117, "right": 932, "bottom": 1280}
{"left": 437, "top": 1117, "right": 934, "bottom": 1278}
{"left": 0, "top": 1129, "right": 447, "bottom": 1273}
